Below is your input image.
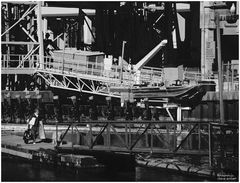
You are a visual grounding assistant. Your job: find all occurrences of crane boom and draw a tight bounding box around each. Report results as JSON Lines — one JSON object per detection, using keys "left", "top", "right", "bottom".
{"left": 134, "top": 39, "right": 167, "bottom": 71}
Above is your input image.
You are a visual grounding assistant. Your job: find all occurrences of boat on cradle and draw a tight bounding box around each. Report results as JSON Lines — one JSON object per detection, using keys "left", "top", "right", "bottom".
{"left": 110, "top": 84, "right": 206, "bottom": 107}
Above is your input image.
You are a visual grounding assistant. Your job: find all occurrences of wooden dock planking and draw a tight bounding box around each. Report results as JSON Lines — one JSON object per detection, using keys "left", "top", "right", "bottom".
{"left": 1, "top": 134, "right": 104, "bottom": 168}
{"left": 2, "top": 147, "right": 33, "bottom": 159}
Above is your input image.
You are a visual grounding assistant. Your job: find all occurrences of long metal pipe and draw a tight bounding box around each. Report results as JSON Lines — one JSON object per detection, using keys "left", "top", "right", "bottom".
{"left": 200, "top": 2, "right": 206, "bottom": 79}
{"left": 134, "top": 39, "right": 167, "bottom": 71}
{"left": 1, "top": 5, "right": 36, "bottom": 37}
{"left": 120, "top": 41, "right": 127, "bottom": 83}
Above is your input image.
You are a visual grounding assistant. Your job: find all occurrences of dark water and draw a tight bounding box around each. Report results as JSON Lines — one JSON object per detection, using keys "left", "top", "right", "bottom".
{"left": 1, "top": 153, "right": 210, "bottom": 181}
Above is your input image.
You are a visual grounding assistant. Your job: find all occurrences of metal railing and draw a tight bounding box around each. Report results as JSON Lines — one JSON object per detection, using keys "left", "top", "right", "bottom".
{"left": 40, "top": 57, "right": 163, "bottom": 86}
{"left": 55, "top": 120, "right": 238, "bottom": 168}
{"left": 1, "top": 54, "right": 38, "bottom": 69}
{"left": 184, "top": 62, "right": 239, "bottom": 91}
{"left": 222, "top": 63, "right": 239, "bottom": 91}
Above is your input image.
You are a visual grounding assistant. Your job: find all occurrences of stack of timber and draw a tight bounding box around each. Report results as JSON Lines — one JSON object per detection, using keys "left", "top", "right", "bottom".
{"left": 52, "top": 49, "right": 104, "bottom": 76}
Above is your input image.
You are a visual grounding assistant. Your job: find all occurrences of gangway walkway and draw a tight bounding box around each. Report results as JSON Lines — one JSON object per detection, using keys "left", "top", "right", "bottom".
{"left": 1, "top": 53, "right": 164, "bottom": 98}
{"left": 54, "top": 119, "right": 238, "bottom": 171}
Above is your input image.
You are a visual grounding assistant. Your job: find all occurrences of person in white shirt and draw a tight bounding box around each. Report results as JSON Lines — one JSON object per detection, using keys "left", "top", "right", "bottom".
{"left": 27, "top": 108, "right": 39, "bottom": 144}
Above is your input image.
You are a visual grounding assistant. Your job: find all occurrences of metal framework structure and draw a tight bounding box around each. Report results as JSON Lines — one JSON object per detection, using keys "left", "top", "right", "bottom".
{"left": 55, "top": 120, "right": 238, "bottom": 168}
{"left": 36, "top": 69, "right": 122, "bottom": 98}
{"left": 1, "top": 2, "right": 44, "bottom": 75}
{"left": 1, "top": 1, "right": 165, "bottom": 98}
{"left": 35, "top": 54, "right": 165, "bottom": 98}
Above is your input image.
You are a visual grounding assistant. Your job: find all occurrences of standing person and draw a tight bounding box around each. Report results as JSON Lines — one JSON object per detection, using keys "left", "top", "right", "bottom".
{"left": 27, "top": 108, "right": 40, "bottom": 144}
{"left": 44, "top": 32, "right": 58, "bottom": 55}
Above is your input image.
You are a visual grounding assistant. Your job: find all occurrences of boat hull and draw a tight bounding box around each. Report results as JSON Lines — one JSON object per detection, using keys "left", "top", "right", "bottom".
{"left": 110, "top": 85, "right": 206, "bottom": 107}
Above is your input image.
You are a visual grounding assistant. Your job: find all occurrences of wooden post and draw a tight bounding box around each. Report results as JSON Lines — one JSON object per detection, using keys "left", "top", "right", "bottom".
{"left": 145, "top": 123, "right": 149, "bottom": 147}
{"left": 198, "top": 123, "right": 201, "bottom": 150}
{"left": 173, "top": 123, "right": 176, "bottom": 150}
{"left": 125, "top": 124, "right": 128, "bottom": 149}
{"left": 53, "top": 95, "right": 59, "bottom": 146}
{"left": 62, "top": 32, "right": 66, "bottom": 73}
{"left": 71, "top": 123, "right": 74, "bottom": 150}
{"left": 208, "top": 123, "right": 212, "bottom": 167}
{"left": 231, "top": 63, "right": 234, "bottom": 90}
{"left": 56, "top": 120, "right": 58, "bottom": 146}
{"left": 227, "top": 62, "right": 230, "bottom": 91}
{"left": 166, "top": 123, "right": 170, "bottom": 150}
{"left": 107, "top": 122, "right": 110, "bottom": 149}
{"left": 89, "top": 123, "right": 92, "bottom": 148}
{"left": 129, "top": 123, "right": 132, "bottom": 149}
{"left": 150, "top": 124, "right": 153, "bottom": 152}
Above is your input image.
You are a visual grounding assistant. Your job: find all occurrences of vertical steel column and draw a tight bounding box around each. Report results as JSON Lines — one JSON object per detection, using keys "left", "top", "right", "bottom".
{"left": 215, "top": 12, "right": 225, "bottom": 124}
{"left": 36, "top": 2, "right": 44, "bottom": 69}
{"left": 200, "top": 2, "right": 206, "bottom": 79}
{"left": 176, "top": 107, "right": 182, "bottom": 148}
{"left": 177, "top": 107, "right": 182, "bottom": 130}
{"left": 6, "top": 3, "right": 10, "bottom": 89}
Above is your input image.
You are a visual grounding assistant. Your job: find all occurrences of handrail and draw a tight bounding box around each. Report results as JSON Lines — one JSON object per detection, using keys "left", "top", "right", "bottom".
{"left": 1, "top": 54, "right": 38, "bottom": 69}
{"left": 40, "top": 56, "right": 164, "bottom": 86}
{"left": 53, "top": 120, "right": 239, "bottom": 125}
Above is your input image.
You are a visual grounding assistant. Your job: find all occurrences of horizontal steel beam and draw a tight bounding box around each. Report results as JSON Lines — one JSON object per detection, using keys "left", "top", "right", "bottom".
{"left": 1, "top": 68, "right": 35, "bottom": 75}
{"left": 2, "top": 1, "right": 37, "bottom": 4}
{"left": 57, "top": 146, "right": 209, "bottom": 156}
{"left": 2, "top": 41, "right": 40, "bottom": 45}
{"left": 56, "top": 120, "right": 216, "bottom": 125}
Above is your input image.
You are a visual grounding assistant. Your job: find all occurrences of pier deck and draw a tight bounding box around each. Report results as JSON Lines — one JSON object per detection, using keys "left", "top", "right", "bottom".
{"left": 1, "top": 132, "right": 103, "bottom": 168}
{"left": 1, "top": 124, "right": 238, "bottom": 180}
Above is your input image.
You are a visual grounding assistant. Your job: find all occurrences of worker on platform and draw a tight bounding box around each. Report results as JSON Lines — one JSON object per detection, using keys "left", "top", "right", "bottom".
{"left": 44, "top": 32, "right": 58, "bottom": 56}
